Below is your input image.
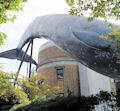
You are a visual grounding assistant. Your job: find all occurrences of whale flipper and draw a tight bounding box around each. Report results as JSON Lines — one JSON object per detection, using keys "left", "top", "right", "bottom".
{"left": 0, "top": 48, "right": 37, "bottom": 66}
{"left": 72, "top": 29, "right": 111, "bottom": 50}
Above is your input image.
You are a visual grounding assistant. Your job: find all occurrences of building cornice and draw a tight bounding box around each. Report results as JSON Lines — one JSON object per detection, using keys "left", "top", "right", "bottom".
{"left": 38, "top": 57, "right": 77, "bottom": 67}
{"left": 37, "top": 57, "right": 79, "bottom": 71}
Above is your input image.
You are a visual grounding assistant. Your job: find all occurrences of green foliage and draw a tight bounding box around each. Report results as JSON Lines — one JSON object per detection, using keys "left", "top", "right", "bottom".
{"left": 0, "top": 71, "right": 30, "bottom": 110}
{"left": 13, "top": 96, "right": 99, "bottom": 111}
{"left": 0, "top": 0, "right": 27, "bottom": 24}
{"left": 66, "top": 0, "right": 120, "bottom": 21}
{"left": 0, "top": 32, "right": 7, "bottom": 46}
{"left": 11, "top": 91, "right": 120, "bottom": 111}
{"left": 0, "top": 69, "right": 59, "bottom": 110}
{"left": 0, "top": 0, "right": 27, "bottom": 46}
{"left": 100, "top": 25, "right": 120, "bottom": 63}
{"left": 0, "top": 64, "right": 60, "bottom": 110}
{"left": 18, "top": 73, "right": 59, "bottom": 101}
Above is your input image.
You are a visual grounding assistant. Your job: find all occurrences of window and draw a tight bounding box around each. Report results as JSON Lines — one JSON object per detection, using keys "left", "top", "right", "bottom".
{"left": 56, "top": 68, "right": 64, "bottom": 79}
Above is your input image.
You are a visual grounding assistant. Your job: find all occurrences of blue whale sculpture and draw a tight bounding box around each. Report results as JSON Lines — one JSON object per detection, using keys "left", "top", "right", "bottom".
{"left": 0, "top": 14, "right": 119, "bottom": 79}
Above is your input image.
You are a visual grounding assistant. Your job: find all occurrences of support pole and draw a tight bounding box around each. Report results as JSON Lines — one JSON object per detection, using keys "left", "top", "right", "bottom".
{"left": 17, "top": 42, "right": 31, "bottom": 74}
{"left": 14, "top": 40, "right": 31, "bottom": 86}
{"left": 29, "top": 39, "right": 33, "bottom": 78}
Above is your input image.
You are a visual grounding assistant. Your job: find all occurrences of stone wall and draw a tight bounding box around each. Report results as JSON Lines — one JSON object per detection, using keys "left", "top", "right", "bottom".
{"left": 37, "top": 42, "right": 80, "bottom": 96}
{"left": 37, "top": 65, "right": 80, "bottom": 96}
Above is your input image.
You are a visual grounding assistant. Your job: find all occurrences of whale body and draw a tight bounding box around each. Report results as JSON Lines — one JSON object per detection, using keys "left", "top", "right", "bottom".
{"left": 0, "top": 14, "right": 120, "bottom": 79}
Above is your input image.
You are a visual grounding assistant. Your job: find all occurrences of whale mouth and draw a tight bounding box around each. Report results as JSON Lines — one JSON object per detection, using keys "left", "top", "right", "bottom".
{"left": 72, "top": 29, "right": 111, "bottom": 51}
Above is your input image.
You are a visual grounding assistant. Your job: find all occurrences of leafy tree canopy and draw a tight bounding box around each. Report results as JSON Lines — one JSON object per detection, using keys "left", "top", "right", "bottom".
{"left": 66, "top": 0, "right": 120, "bottom": 21}
{"left": 0, "top": 0, "right": 27, "bottom": 46}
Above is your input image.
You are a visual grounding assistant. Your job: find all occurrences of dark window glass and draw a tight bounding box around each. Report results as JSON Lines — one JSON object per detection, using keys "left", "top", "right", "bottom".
{"left": 56, "top": 68, "right": 63, "bottom": 79}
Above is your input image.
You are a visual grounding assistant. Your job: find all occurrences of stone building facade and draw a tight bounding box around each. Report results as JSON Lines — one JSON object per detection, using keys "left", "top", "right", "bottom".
{"left": 37, "top": 42, "right": 115, "bottom": 97}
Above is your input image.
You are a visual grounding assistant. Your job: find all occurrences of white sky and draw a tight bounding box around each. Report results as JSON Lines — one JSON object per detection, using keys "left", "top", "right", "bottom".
{"left": 0, "top": 0, "right": 70, "bottom": 75}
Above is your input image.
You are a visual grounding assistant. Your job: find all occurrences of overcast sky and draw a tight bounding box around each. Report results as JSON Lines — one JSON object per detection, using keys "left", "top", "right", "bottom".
{"left": 0, "top": 0, "right": 70, "bottom": 75}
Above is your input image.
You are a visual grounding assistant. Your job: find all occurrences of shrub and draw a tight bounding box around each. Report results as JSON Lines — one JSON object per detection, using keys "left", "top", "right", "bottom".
{"left": 0, "top": 71, "right": 30, "bottom": 110}
{"left": 12, "top": 91, "right": 120, "bottom": 111}
{"left": 13, "top": 96, "right": 99, "bottom": 111}
{"left": 18, "top": 73, "right": 59, "bottom": 101}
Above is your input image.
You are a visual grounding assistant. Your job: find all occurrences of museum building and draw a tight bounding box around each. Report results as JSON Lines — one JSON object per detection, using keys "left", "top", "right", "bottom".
{"left": 37, "top": 42, "right": 115, "bottom": 97}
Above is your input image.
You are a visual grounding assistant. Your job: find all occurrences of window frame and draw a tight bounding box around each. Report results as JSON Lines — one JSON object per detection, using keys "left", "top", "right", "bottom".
{"left": 55, "top": 66, "right": 64, "bottom": 80}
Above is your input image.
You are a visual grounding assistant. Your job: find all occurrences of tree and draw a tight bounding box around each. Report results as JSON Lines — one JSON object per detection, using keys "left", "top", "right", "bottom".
{"left": 0, "top": 70, "right": 29, "bottom": 110}
{"left": 66, "top": 0, "right": 120, "bottom": 63}
{"left": 66, "top": 0, "right": 120, "bottom": 21}
{"left": 18, "top": 73, "right": 60, "bottom": 101}
{"left": 0, "top": 0, "right": 27, "bottom": 46}
{"left": 0, "top": 69, "right": 60, "bottom": 110}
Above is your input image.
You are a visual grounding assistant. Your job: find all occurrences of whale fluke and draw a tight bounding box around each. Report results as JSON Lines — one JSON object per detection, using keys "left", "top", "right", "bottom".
{"left": 0, "top": 48, "right": 37, "bottom": 66}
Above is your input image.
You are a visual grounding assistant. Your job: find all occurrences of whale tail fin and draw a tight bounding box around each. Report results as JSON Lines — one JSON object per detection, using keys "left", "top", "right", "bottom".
{"left": 0, "top": 48, "right": 37, "bottom": 66}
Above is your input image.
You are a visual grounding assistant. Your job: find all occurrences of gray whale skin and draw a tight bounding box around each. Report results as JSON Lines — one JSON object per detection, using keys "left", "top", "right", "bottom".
{"left": 0, "top": 14, "right": 120, "bottom": 79}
